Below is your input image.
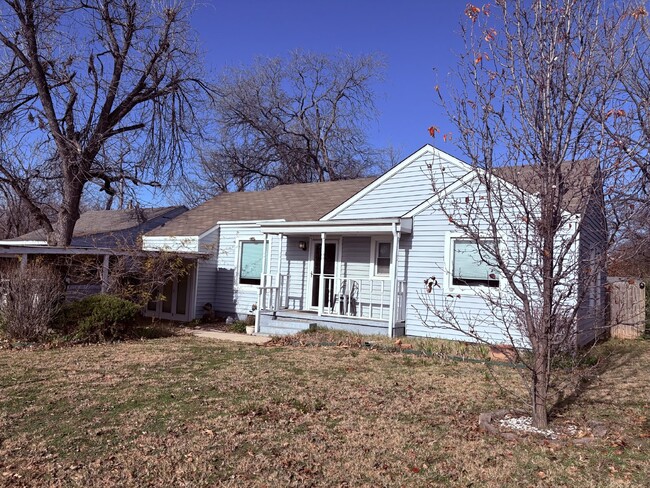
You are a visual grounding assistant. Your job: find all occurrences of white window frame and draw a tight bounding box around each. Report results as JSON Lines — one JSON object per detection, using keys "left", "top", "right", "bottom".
{"left": 370, "top": 237, "right": 392, "bottom": 279}
{"left": 443, "top": 232, "right": 502, "bottom": 294}
{"left": 236, "top": 238, "right": 264, "bottom": 288}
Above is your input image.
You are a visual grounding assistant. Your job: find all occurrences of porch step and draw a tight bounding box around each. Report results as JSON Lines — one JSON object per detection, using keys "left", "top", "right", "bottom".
{"left": 259, "top": 319, "right": 314, "bottom": 336}
{"left": 258, "top": 312, "right": 401, "bottom": 337}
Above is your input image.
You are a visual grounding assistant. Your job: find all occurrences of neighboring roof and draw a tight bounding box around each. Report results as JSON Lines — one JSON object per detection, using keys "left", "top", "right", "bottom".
{"left": 146, "top": 178, "right": 377, "bottom": 237}
{"left": 0, "top": 243, "right": 204, "bottom": 259}
{"left": 10, "top": 206, "right": 187, "bottom": 248}
{"left": 494, "top": 159, "right": 599, "bottom": 214}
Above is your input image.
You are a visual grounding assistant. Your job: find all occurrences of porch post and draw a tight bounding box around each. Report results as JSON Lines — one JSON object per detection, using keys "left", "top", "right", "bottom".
{"left": 255, "top": 233, "right": 269, "bottom": 333}
{"left": 100, "top": 254, "right": 110, "bottom": 293}
{"left": 276, "top": 233, "right": 283, "bottom": 310}
{"left": 387, "top": 223, "right": 399, "bottom": 338}
{"left": 20, "top": 254, "right": 27, "bottom": 270}
{"left": 318, "top": 232, "right": 326, "bottom": 316}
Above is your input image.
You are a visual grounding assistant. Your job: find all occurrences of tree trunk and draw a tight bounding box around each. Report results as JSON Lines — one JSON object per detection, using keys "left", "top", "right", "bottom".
{"left": 532, "top": 166, "right": 556, "bottom": 430}
{"left": 531, "top": 339, "right": 550, "bottom": 429}
{"left": 49, "top": 172, "right": 84, "bottom": 246}
{"left": 531, "top": 247, "right": 553, "bottom": 429}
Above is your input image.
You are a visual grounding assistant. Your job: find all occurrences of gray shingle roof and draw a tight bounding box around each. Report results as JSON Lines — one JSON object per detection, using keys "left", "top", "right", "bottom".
{"left": 494, "top": 159, "right": 599, "bottom": 214}
{"left": 146, "top": 178, "right": 377, "bottom": 237}
{"left": 12, "top": 206, "right": 187, "bottom": 247}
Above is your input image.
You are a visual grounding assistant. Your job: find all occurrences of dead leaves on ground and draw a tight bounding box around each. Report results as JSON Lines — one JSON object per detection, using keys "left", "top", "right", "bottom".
{"left": 0, "top": 337, "right": 648, "bottom": 487}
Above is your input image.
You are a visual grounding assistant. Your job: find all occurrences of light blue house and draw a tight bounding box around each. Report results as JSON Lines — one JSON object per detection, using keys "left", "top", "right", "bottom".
{"left": 143, "top": 145, "right": 607, "bottom": 346}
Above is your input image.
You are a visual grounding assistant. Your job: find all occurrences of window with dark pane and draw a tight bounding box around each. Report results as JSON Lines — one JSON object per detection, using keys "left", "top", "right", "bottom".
{"left": 375, "top": 241, "right": 391, "bottom": 276}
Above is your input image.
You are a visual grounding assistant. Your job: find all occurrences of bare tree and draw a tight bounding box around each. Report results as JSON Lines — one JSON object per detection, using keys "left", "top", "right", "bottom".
{"left": 0, "top": 0, "right": 210, "bottom": 246}
{"left": 608, "top": 204, "right": 650, "bottom": 277}
{"left": 425, "top": 0, "right": 630, "bottom": 428}
{"left": 0, "top": 182, "right": 42, "bottom": 238}
{"left": 190, "top": 51, "right": 384, "bottom": 198}
{"left": 599, "top": 4, "right": 650, "bottom": 275}
{"left": 603, "top": 4, "right": 650, "bottom": 193}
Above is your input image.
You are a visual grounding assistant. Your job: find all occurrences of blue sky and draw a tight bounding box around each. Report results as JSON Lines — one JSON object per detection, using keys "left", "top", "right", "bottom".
{"left": 191, "top": 0, "right": 468, "bottom": 161}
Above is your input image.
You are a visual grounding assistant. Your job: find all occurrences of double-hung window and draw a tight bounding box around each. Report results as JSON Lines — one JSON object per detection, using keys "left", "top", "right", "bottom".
{"left": 451, "top": 238, "right": 500, "bottom": 288}
{"left": 372, "top": 239, "right": 391, "bottom": 277}
{"left": 238, "top": 241, "right": 264, "bottom": 285}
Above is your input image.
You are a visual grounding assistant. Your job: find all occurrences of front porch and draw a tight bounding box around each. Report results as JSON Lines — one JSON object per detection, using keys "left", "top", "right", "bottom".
{"left": 258, "top": 308, "right": 405, "bottom": 336}
{"left": 254, "top": 218, "right": 411, "bottom": 337}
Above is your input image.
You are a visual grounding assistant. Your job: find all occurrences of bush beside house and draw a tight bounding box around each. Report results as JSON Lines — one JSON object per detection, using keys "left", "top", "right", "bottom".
{"left": 1, "top": 263, "right": 144, "bottom": 344}
{"left": 56, "top": 294, "right": 141, "bottom": 342}
{"left": 0, "top": 262, "right": 64, "bottom": 342}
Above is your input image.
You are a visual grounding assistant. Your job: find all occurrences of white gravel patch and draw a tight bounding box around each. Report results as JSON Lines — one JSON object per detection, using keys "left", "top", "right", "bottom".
{"left": 499, "top": 415, "right": 561, "bottom": 439}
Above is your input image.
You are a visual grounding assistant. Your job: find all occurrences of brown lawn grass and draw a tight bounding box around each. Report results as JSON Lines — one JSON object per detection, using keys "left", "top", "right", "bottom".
{"left": 0, "top": 336, "right": 648, "bottom": 487}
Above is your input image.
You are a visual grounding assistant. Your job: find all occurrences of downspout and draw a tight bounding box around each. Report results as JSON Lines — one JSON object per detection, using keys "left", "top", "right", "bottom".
{"left": 190, "top": 259, "right": 198, "bottom": 321}
{"left": 387, "top": 222, "right": 399, "bottom": 338}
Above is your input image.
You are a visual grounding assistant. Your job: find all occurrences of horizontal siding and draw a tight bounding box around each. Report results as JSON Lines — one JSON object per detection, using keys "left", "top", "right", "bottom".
{"left": 194, "top": 229, "right": 220, "bottom": 319}
{"left": 404, "top": 203, "right": 524, "bottom": 344}
{"left": 340, "top": 236, "right": 371, "bottom": 278}
{"left": 284, "top": 236, "right": 309, "bottom": 310}
{"left": 403, "top": 179, "right": 587, "bottom": 347}
{"left": 576, "top": 187, "right": 608, "bottom": 346}
{"left": 340, "top": 237, "right": 390, "bottom": 320}
{"left": 331, "top": 151, "right": 469, "bottom": 220}
{"left": 214, "top": 225, "right": 266, "bottom": 318}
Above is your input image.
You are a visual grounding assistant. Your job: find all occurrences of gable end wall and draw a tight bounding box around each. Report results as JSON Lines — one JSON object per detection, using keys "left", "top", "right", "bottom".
{"left": 330, "top": 151, "right": 469, "bottom": 220}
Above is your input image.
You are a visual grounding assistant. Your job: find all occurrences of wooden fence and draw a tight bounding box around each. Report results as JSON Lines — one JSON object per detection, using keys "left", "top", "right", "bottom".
{"left": 608, "top": 278, "right": 646, "bottom": 339}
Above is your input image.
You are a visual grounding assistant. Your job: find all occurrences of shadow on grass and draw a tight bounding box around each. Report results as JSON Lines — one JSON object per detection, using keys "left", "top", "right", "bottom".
{"left": 550, "top": 339, "right": 648, "bottom": 419}
{"left": 128, "top": 324, "right": 178, "bottom": 340}
{"left": 126, "top": 317, "right": 182, "bottom": 340}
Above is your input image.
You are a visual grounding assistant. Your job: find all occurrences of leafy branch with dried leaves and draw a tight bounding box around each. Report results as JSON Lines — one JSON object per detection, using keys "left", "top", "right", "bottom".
{"left": 422, "top": 0, "right": 643, "bottom": 429}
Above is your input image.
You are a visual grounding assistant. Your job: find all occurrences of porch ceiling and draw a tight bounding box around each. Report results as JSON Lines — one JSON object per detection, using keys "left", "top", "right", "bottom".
{"left": 259, "top": 217, "right": 412, "bottom": 236}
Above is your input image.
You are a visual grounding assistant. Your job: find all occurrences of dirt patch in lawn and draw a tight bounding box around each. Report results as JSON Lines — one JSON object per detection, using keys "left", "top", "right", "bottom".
{"left": 0, "top": 337, "right": 648, "bottom": 487}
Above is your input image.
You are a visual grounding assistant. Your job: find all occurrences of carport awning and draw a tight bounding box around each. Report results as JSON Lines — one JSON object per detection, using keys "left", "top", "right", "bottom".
{"left": 0, "top": 244, "right": 207, "bottom": 259}
{"left": 259, "top": 217, "right": 412, "bottom": 236}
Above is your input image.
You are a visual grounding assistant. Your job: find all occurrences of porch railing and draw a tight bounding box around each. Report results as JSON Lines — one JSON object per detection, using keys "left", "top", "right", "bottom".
{"left": 322, "top": 277, "right": 406, "bottom": 322}
{"left": 258, "top": 273, "right": 287, "bottom": 312}
{"left": 396, "top": 280, "right": 407, "bottom": 322}
{"left": 258, "top": 273, "right": 406, "bottom": 323}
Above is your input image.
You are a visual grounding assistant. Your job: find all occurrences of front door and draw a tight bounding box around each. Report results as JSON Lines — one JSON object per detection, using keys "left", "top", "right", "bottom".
{"left": 311, "top": 242, "right": 337, "bottom": 309}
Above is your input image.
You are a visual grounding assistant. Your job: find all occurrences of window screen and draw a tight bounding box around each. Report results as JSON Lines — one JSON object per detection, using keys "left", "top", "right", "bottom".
{"left": 375, "top": 241, "right": 391, "bottom": 276}
{"left": 239, "top": 241, "right": 263, "bottom": 285}
{"left": 452, "top": 239, "right": 499, "bottom": 287}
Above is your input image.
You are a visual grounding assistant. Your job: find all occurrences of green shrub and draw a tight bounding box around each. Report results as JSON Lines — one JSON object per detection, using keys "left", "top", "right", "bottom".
{"left": 229, "top": 320, "right": 248, "bottom": 334}
{"left": 58, "top": 294, "right": 140, "bottom": 342}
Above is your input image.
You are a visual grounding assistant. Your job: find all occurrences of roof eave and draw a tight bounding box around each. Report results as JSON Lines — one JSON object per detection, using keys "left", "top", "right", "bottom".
{"left": 259, "top": 217, "right": 412, "bottom": 235}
